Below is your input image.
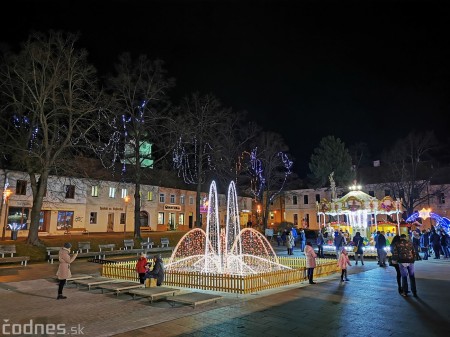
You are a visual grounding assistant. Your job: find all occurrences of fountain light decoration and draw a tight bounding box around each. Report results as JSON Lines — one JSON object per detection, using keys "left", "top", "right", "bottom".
{"left": 165, "top": 180, "right": 290, "bottom": 275}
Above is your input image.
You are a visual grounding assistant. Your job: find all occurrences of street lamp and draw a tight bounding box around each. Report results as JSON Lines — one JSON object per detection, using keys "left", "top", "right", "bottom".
{"left": 2, "top": 188, "right": 12, "bottom": 241}
{"left": 123, "top": 195, "right": 130, "bottom": 235}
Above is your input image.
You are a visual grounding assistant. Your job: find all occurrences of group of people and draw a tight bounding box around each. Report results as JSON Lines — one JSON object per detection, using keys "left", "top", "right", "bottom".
{"left": 277, "top": 228, "right": 307, "bottom": 254}
{"left": 135, "top": 252, "right": 165, "bottom": 286}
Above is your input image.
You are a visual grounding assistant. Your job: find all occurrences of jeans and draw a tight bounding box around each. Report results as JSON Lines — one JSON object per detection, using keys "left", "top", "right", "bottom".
{"left": 317, "top": 245, "right": 324, "bottom": 258}
{"left": 399, "top": 263, "right": 416, "bottom": 294}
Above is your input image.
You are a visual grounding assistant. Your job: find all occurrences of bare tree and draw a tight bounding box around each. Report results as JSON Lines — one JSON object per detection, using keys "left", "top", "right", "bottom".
{"left": 244, "top": 132, "right": 293, "bottom": 230}
{"left": 173, "top": 93, "right": 237, "bottom": 227}
{"left": 380, "top": 130, "right": 448, "bottom": 217}
{"left": 0, "top": 31, "right": 104, "bottom": 245}
{"left": 104, "top": 53, "right": 176, "bottom": 238}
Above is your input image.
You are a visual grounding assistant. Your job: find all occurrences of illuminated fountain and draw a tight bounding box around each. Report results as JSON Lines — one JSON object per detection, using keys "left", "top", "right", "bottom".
{"left": 165, "top": 181, "right": 290, "bottom": 276}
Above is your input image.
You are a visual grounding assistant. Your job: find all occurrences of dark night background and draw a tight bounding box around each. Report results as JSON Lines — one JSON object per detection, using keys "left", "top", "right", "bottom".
{"left": 1, "top": 0, "right": 449, "bottom": 177}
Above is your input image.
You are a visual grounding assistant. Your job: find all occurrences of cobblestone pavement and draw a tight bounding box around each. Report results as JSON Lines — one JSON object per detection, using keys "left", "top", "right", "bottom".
{"left": 1, "top": 245, "right": 449, "bottom": 337}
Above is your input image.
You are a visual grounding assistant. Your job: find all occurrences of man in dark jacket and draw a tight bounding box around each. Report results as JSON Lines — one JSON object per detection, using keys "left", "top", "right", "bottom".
{"left": 376, "top": 231, "right": 387, "bottom": 267}
{"left": 391, "top": 234, "right": 417, "bottom": 297}
{"left": 145, "top": 255, "right": 165, "bottom": 286}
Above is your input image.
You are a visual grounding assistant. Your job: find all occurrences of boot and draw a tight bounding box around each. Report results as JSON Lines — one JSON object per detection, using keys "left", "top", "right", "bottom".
{"left": 57, "top": 294, "right": 67, "bottom": 300}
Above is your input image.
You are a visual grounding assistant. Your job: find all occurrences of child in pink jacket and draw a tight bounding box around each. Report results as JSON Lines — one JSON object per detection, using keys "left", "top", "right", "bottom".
{"left": 337, "top": 248, "right": 352, "bottom": 282}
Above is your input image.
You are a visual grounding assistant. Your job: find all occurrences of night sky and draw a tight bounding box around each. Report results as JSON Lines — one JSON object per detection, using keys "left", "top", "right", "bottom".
{"left": 1, "top": 0, "right": 449, "bottom": 176}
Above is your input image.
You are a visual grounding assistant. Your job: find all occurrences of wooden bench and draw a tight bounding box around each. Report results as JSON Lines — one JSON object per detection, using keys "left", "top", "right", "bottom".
{"left": 46, "top": 247, "right": 62, "bottom": 263}
{"left": 165, "top": 292, "right": 223, "bottom": 308}
{"left": 0, "top": 244, "right": 16, "bottom": 257}
{"left": 123, "top": 239, "right": 135, "bottom": 250}
{"left": 77, "top": 241, "right": 91, "bottom": 253}
{"left": 98, "top": 244, "right": 116, "bottom": 251}
{"left": 160, "top": 238, "right": 170, "bottom": 248}
{"left": 0, "top": 245, "right": 30, "bottom": 266}
{"left": 140, "top": 227, "right": 152, "bottom": 232}
{"left": 95, "top": 281, "right": 144, "bottom": 296}
{"left": 140, "top": 239, "right": 154, "bottom": 250}
{"left": 126, "top": 287, "right": 181, "bottom": 303}
{"left": 64, "top": 227, "right": 89, "bottom": 235}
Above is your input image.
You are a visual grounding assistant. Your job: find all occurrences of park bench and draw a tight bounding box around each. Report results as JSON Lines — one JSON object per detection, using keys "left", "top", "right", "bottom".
{"left": 77, "top": 241, "right": 91, "bottom": 253}
{"left": 98, "top": 244, "right": 116, "bottom": 251}
{"left": 160, "top": 237, "right": 170, "bottom": 248}
{"left": 46, "top": 246, "right": 62, "bottom": 263}
{"left": 64, "top": 227, "right": 89, "bottom": 235}
{"left": 0, "top": 245, "right": 30, "bottom": 266}
{"left": 140, "top": 226, "right": 152, "bottom": 232}
{"left": 123, "top": 239, "right": 135, "bottom": 250}
{"left": 140, "top": 238, "right": 154, "bottom": 250}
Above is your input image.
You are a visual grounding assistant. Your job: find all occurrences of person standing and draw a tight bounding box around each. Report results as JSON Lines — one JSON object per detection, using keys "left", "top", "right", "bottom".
{"left": 430, "top": 229, "right": 441, "bottom": 259}
{"left": 412, "top": 231, "right": 421, "bottom": 261}
{"left": 441, "top": 232, "right": 450, "bottom": 258}
{"left": 352, "top": 232, "right": 364, "bottom": 265}
{"left": 145, "top": 254, "right": 165, "bottom": 286}
{"left": 337, "top": 248, "right": 351, "bottom": 282}
{"left": 299, "top": 229, "right": 306, "bottom": 252}
{"left": 420, "top": 229, "right": 430, "bottom": 260}
{"left": 56, "top": 242, "right": 78, "bottom": 300}
{"left": 304, "top": 242, "right": 317, "bottom": 284}
{"left": 334, "top": 231, "right": 345, "bottom": 260}
{"left": 391, "top": 234, "right": 417, "bottom": 297}
{"left": 316, "top": 232, "right": 325, "bottom": 258}
{"left": 287, "top": 230, "right": 295, "bottom": 255}
{"left": 376, "top": 231, "right": 387, "bottom": 267}
{"left": 389, "top": 235, "right": 403, "bottom": 294}
{"left": 136, "top": 252, "right": 148, "bottom": 284}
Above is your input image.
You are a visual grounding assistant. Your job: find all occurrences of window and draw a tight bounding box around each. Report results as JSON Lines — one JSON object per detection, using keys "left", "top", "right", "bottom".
{"left": 159, "top": 193, "right": 165, "bottom": 203}
{"left": 170, "top": 194, "right": 175, "bottom": 203}
{"left": 109, "top": 187, "right": 116, "bottom": 198}
{"left": 303, "top": 195, "right": 309, "bottom": 205}
{"left": 189, "top": 196, "right": 194, "bottom": 205}
{"left": 270, "top": 212, "right": 274, "bottom": 220}
{"left": 16, "top": 180, "right": 27, "bottom": 195}
{"left": 91, "top": 186, "right": 99, "bottom": 197}
{"left": 65, "top": 185, "right": 75, "bottom": 199}
{"left": 90, "top": 212, "right": 97, "bottom": 224}
{"left": 179, "top": 213, "right": 185, "bottom": 225}
{"left": 293, "top": 214, "right": 298, "bottom": 226}
{"left": 121, "top": 188, "right": 127, "bottom": 199}
{"left": 293, "top": 195, "right": 298, "bottom": 205}
{"left": 439, "top": 192, "right": 445, "bottom": 204}
{"left": 158, "top": 212, "right": 165, "bottom": 224}
{"left": 120, "top": 213, "right": 126, "bottom": 224}
{"left": 6, "top": 207, "right": 30, "bottom": 230}
{"left": 57, "top": 211, "right": 74, "bottom": 230}
{"left": 180, "top": 195, "right": 185, "bottom": 204}
{"left": 369, "top": 191, "right": 375, "bottom": 197}
{"left": 384, "top": 190, "right": 391, "bottom": 197}
{"left": 147, "top": 191, "right": 153, "bottom": 201}
{"left": 315, "top": 194, "right": 320, "bottom": 203}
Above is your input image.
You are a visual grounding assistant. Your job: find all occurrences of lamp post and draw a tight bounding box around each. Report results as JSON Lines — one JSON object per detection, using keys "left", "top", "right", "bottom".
{"left": 2, "top": 189, "right": 12, "bottom": 241}
{"left": 123, "top": 195, "right": 130, "bottom": 236}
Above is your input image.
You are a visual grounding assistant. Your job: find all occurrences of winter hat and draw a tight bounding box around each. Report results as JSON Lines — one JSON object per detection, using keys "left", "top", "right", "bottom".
{"left": 63, "top": 242, "right": 72, "bottom": 249}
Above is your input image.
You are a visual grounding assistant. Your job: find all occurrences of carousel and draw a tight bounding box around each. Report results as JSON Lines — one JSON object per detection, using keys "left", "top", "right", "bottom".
{"left": 316, "top": 175, "right": 403, "bottom": 256}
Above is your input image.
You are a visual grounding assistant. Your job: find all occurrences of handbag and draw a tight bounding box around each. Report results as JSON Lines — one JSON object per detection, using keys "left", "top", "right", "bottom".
{"left": 353, "top": 246, "right": 358, "bottom": 253}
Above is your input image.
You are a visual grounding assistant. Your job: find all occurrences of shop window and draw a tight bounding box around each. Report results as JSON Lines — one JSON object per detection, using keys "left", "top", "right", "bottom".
{"left": 16, "top": 180, "right": 27, "bottom": 195}
{"left": 65, "top": 185, "right": 75, "bottom": 199}
{"left": 6, "top": 207, "right": 30, "bottom": 230}
{"left": 90, "top": 212, "right": 97, "bottom": 224}
{"left": 158, "top": 212, "right": 165, "bottom": 224}
{"left": 179, "top": 213, "right": 185, "bottom": 225}
{"left": 57, "top": 211, "right": 74, "bottom": 230}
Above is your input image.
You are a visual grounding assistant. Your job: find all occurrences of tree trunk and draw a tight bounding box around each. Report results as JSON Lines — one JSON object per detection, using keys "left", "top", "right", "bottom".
{"left": 26, "top": 172, "right": 49, "bottom": 246}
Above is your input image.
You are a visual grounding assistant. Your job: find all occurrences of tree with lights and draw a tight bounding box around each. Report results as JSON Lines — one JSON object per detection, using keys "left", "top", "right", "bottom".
{"left": 0, "top": 31, "right": 107, "bottom": 246}
{"left": 104, "top": 53, "right": 176, "bottom": 238}
{"left": 380, "top": 130, "right": 448, "bottom": 217}
{"left": 308, "top": 135, "right": 354, "bottom": 189}
{"left": 244, "top": 131, "right": 293, "bottom": 230}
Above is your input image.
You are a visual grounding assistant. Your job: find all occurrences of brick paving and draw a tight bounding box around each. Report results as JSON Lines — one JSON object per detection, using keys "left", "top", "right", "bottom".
{"left": 1, "top": 246, "right": 449, "bottom": 337}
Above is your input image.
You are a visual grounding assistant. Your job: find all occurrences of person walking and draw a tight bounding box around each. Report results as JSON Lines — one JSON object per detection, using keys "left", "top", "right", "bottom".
{"left": 352, "top": 231, "right": 365, "bottom": 265}
{"left": 430, "top": 229, "right": 441, "bottom": 259}
{"left": 56, "top": 242, "right": 78, "bottom": 300}
{"left": 389, "top": 235, "right": 403, "bottom": 294}
{"left": 136, "top": 252, "right": 148, "bottom": 284}
{"left": 316, "top": 232, "right": 325, "bottom": 258}
{"left": 337, "top": 248, "right": 351, "bottom": 282}
{"left": 145, "top": 254, "right": 165, "bottom": 286}
{"left": 304, "top": 242, "right": 317, "bottom": 284}
{"left": 391, "top": 234, "right": 417, "bottom": 297}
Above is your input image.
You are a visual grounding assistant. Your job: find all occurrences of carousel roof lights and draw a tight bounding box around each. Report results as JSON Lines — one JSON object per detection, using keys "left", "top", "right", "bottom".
{"left": 349, "top": 184, "right": 362, "bottom": 191}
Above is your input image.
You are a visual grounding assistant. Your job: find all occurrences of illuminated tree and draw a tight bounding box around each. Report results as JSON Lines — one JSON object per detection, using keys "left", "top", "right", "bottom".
{"left": 0, "top": 31, "right": 105, "bottom": 245}
{"left": 105, "top": 53, "right": 176, "bottom": 238}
